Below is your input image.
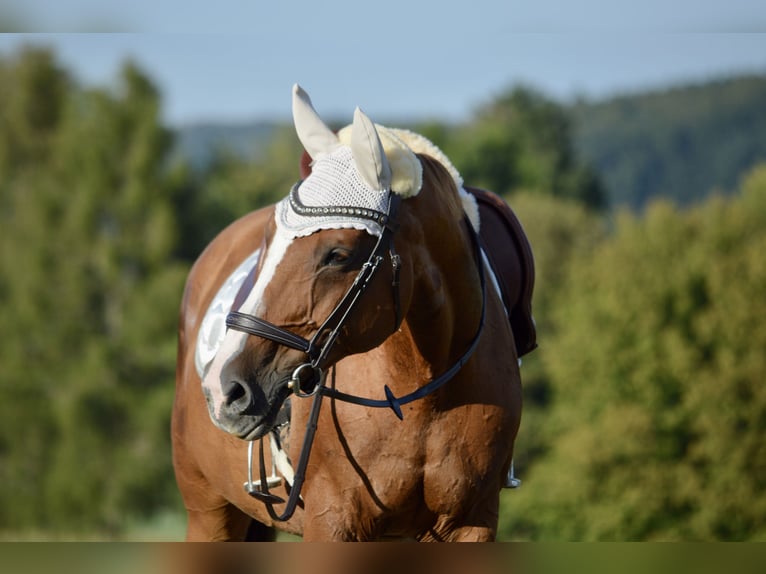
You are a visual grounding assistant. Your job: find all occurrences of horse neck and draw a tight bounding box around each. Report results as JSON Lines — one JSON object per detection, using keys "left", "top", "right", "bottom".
{"left": 388, "top": 162, "right": 483, "bottom": 385}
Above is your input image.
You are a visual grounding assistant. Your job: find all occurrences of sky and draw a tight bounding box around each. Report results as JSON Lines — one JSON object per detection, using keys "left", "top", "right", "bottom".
{"left": 1, "top": 2, "right": 766, "bottom": 126}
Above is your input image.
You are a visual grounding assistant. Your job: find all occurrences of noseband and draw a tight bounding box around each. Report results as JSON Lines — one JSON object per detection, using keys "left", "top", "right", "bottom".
{"left": 224, "top": 181, "right": 487, "bottom": 521}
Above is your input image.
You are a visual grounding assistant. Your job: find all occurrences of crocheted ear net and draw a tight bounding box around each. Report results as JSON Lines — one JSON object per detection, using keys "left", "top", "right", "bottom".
{"left": 276, "top": 146, "right": 389, "bottom": 238}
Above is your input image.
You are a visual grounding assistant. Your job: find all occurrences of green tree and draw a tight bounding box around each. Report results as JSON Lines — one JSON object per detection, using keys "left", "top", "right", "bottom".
{"left": 0, "top": 47, "right": 69, "bottom": 177}
{"left": 175, "top": 124, "right": 305, "bottom": 258}
{"left": 445, "top": 86, "right": 606, "bottom": 209}
{"left": 0, "top": 50, "right": 188, "bottom": 533}
{"left": 500, "top": 166, "right": 766, "bottom": 540}
{"left": 0, "top": 47, "right": 72, "bottom": 529}
{"left": 498, "top": 192, "right": 604, "bottom": 477}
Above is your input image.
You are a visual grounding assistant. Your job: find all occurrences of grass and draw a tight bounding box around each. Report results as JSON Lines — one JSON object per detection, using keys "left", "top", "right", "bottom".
{"left": 2, "top": 511, "right": 302, "bottom": 541}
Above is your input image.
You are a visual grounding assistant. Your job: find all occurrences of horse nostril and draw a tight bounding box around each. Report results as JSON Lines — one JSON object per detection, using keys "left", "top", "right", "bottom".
{"left": 222, "top": 379, "right": 250, "bottom": 411}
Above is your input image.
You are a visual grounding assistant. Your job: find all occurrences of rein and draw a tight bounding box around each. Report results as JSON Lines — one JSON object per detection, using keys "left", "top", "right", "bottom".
{"left": 225, "top": 182, "right": 487, "bottom": 521}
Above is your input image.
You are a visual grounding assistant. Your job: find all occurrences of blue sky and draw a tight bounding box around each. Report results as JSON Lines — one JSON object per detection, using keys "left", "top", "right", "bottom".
{"left": 2, "top": 2, "right": 765, "bottom": 126}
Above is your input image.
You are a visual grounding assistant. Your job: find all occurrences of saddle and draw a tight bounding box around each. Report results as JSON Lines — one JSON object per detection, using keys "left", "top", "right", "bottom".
{"left": 466, "top": 187, "right": 537, "bottom": 358}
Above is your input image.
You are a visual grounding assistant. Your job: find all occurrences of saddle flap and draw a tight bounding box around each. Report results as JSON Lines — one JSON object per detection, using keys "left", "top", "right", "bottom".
{"left": 466, "top": 187, "right": 537, "bottom": 357}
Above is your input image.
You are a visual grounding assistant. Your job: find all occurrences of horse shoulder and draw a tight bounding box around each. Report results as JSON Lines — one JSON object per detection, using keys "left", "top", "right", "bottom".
{"left": 173, "top": 204, "right": 280, "bottom": 539}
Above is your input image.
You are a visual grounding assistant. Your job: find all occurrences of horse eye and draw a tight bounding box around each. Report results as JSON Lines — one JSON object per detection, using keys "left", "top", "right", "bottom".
{"left": 323, "top": 248, "right": 352, "bottom": 267}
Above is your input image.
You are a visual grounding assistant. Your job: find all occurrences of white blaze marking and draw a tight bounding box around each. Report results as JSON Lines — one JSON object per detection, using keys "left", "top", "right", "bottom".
{"left": 201, "top": 230, "right": 294, "bottom": 418}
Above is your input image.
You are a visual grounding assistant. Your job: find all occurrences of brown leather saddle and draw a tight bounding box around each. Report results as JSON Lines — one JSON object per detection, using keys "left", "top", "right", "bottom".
{"left": 466, "top": 187, "right": 537, "bottom": 358}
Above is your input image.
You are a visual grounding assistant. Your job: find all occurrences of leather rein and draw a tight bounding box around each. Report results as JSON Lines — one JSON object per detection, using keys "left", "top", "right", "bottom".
{"left": 224, "top": 181, "right": 487, "bottom": 521}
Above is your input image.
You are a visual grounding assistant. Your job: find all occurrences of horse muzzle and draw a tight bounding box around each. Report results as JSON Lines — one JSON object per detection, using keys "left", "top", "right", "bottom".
{"left": 205, "top": 375, "right": 291, "bottom": 440}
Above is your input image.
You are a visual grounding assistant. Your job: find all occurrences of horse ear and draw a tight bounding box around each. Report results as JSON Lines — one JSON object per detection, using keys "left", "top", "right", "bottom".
{"left": 292, "top": 84, "right": 340, "bottom": 159}
{"left": 351, "top": 107, "right": 392, "bottom": 192}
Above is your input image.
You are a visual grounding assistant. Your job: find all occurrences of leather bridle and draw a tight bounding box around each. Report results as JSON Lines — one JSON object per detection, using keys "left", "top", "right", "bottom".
{"left": 226, "top": 181, "right": 404, "bottom": 396}
{"left": 224, "top": 180, "right": 487, "bottom": 521}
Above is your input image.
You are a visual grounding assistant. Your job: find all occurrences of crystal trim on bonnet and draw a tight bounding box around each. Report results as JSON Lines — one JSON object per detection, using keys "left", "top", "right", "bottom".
{"left": 289, "top": 181, "right": 389, "bottom": 226}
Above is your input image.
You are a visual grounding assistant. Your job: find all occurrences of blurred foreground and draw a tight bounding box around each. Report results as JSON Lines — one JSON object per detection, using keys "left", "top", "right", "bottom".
{"left": 2, "top": 543, "right": 766, "bottom": 574}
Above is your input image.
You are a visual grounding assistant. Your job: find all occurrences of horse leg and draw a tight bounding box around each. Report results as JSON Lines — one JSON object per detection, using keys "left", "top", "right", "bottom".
{"left": 176, "top": 465, "right": 261, "bottom": 541}
{"left": 300, "top": 501, "right": 378, "bottom": 541}
{"left": 420, "top": 518, "right": 497, "bottom": 542}
{"left": 447, "top": 490, "right": 503, "bottom": 542}
{"left": 178, "top": 470, "right": 275, "bottom": 540}
{"left": 444, "top": 525, "right": 496, "bottom": 542}
{"left": 420, "top": 488, "right": 501, "bottom": 542}
{"left": 184, "top": 501, "right": 257, "bottom": 541}
{"left": 245, "top": 518, "right": 277, "bottom": 541}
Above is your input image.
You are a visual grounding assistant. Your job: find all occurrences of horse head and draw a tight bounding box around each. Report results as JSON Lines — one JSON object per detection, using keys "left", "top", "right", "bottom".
{"left": 200, "top": 85, "right": 439, "bottom": 440}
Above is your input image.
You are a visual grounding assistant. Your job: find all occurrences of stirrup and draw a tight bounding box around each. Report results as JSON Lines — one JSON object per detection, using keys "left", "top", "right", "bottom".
{"left": 243, "top": 438, "right": 282, "bottom": 495}
{"left": 503, "top": 459, "right": 521, "bottom": 489}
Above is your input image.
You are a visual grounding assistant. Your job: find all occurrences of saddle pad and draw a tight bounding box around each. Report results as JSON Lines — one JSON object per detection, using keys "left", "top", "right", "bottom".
{"left": 465, "top": 187, "right": 537, "bottom": 357}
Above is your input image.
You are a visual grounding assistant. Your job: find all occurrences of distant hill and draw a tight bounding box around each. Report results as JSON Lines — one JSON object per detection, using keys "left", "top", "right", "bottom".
{"left": 173, "top": 73, "right": 766, "bottom": 210}
{"left": 571, "top": 74, "right": 766, "bottom": 209}
{"left": 171, "top": 121, "right": 278, "bottom": 171}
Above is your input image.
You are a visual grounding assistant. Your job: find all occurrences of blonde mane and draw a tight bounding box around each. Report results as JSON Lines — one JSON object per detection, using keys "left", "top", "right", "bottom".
{"left": 337, "top": 125, "right": 480, "bottom": 231}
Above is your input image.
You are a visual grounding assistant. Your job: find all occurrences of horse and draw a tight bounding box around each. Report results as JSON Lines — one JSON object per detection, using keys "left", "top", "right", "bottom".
{"left": 171, "top": 85, "right": 535, "bottom": 541}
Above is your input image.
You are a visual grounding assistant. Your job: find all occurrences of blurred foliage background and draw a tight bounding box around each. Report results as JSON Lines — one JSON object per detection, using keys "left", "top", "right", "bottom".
{"left": 1, "top": 45, "right": 764, "bottom": 540}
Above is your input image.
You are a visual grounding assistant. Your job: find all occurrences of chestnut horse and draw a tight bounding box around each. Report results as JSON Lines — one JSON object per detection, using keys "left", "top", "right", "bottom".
{"left": 172, "top": 85, "right": 532, "bottom": 541}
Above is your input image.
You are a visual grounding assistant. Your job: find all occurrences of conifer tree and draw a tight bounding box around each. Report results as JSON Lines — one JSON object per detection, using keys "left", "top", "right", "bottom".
{"left": 0, "top": 49, "right": 187, "bottom": 533}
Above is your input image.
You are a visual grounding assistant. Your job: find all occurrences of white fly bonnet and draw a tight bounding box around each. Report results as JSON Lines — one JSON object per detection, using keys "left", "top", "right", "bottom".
{"left": 275, "top": 146, "right": 391, "bottom": 238}
{"left": 275, "top": 84, "right": 478, "bottom": 240}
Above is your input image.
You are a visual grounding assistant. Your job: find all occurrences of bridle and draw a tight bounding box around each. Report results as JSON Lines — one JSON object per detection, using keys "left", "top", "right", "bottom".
{"left": 224, "top": 180, "right": 487, "bottom": 521}
{"left": 227, "top": 181, "right": 405, "bottom": 394}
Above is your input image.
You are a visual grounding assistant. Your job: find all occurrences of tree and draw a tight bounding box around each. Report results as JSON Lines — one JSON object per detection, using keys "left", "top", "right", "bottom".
{"left": 174, "top": 124, "right": 305, "bottom": 259}
{"left": 0, "top": 47, "right": 72, "bottom": 529}
{"left": 571, "top": 76, "right": 766, "bottom": 209}
{"left": 498, "top": 192, "right": 604, "bottom": 477}
{"left": 0, "top": 47, "right": 69, "bottom": 177}
{"left": 445, "top": 86, "right": 606, "bottom": 209}
{"left": 0, "top": 50, "right": 188, "bottom": 533}
{"left": 499, "top": 165, "right": 766, "bottom": 540}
